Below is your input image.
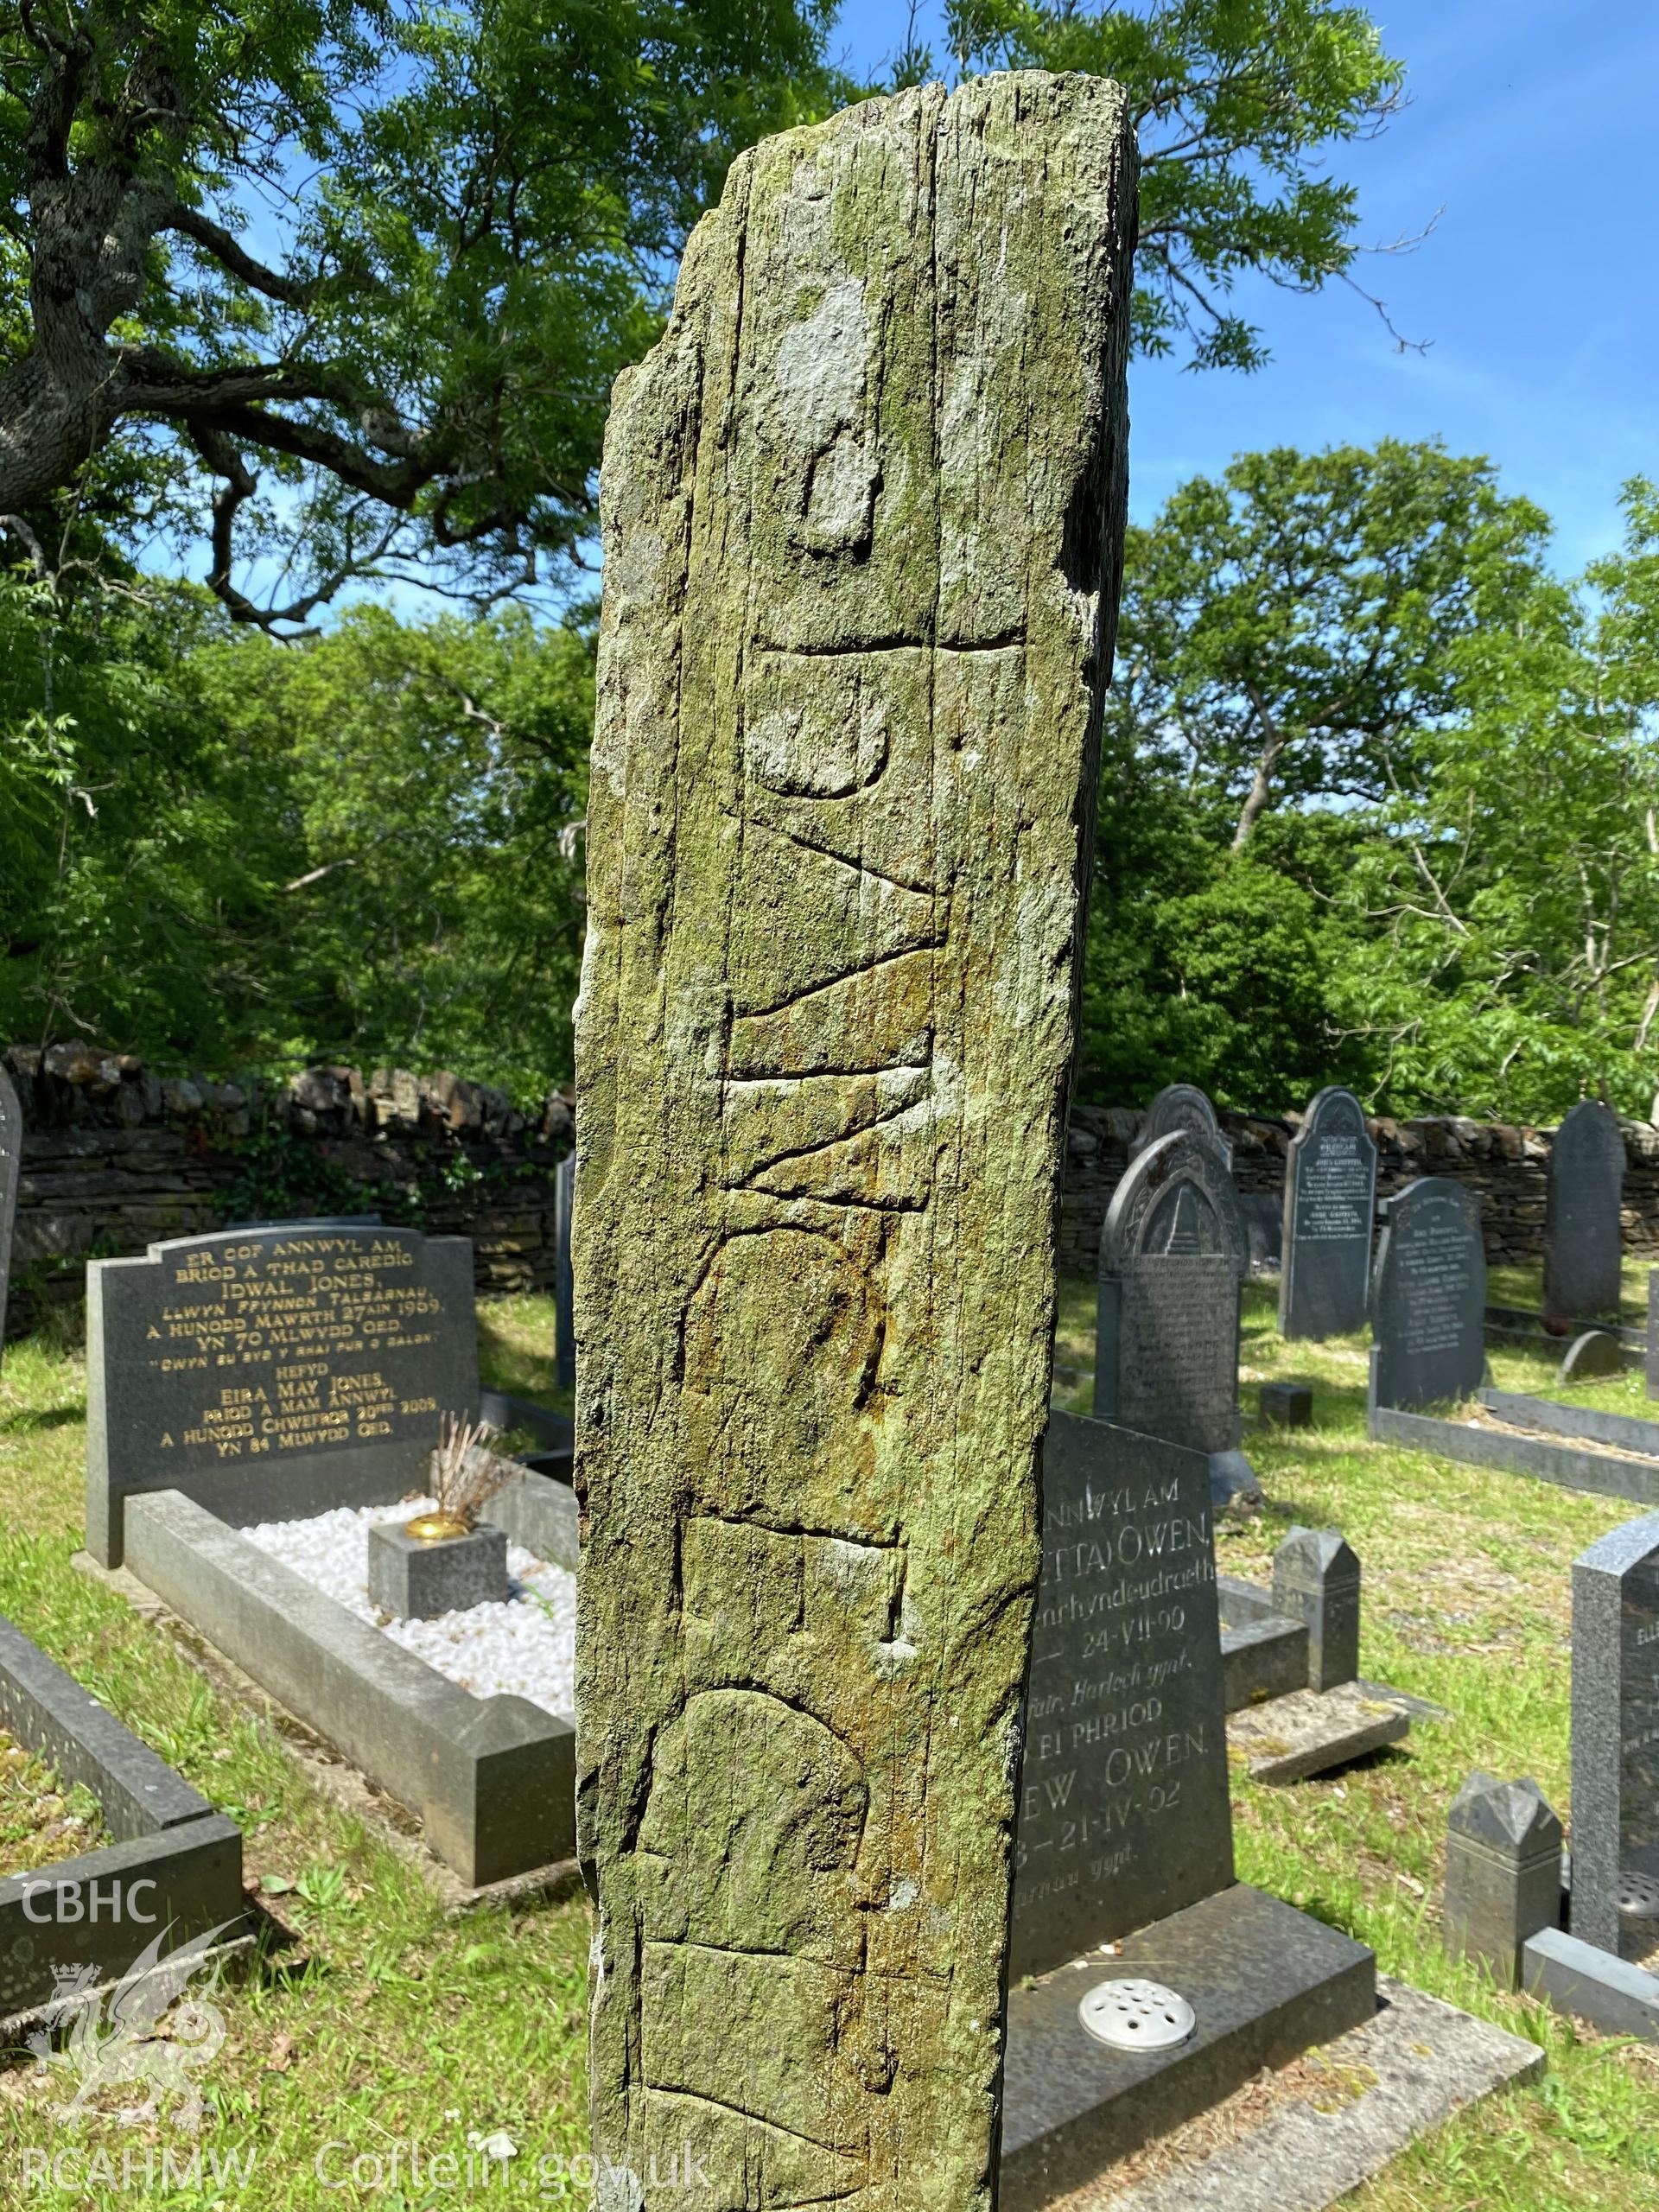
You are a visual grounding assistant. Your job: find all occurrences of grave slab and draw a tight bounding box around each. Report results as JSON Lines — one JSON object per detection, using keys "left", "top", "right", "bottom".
{"left": 1522, "top": 1926, "right": 1659, "bottom": 2039}
{"left": 1279, "top": 1087, "right": 1376, "bottom": 1341}
{"left": 1000, "top": 1883, "right": 1375, "bottom": 2210}
{"left": 87, "top": 1221, "right": 480, "bottom": 1567}
{"left": 1370, "top": 1397, "right": 1659, "bottom": 1509}
{"left": 1227, "top": 1685, "right": 1408, "bottom": 1786}
{"left": 124, "top": 1489, "right": 574, "bottom": 1887}
{"left": 1478, "top": 1387, "right": 1659, "bottom": 1458}
{"left": 1040, "top": 1977, "right": 1544, "bottom": 2212}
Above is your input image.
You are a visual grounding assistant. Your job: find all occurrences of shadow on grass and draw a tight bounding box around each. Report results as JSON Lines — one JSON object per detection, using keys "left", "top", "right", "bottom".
{"left": 0, "top": 1403, "right": 83, "bottom": 1438}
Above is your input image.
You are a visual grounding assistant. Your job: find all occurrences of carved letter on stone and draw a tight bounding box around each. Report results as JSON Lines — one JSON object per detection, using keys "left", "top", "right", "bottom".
{"left": 574, "top": 75, "right": 1136, "bottom": 2210}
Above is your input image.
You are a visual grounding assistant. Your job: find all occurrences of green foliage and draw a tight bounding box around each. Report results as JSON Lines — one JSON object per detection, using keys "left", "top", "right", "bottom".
{"left": 0, "top": 568, "right": 593, "bottom": 1092}
{"left": 889, "top": 0, "right": 1406, "bottom": 371}
{"left": 0, "top": 0, "right": 845, "bottom": 623}
{"left": 1080, "top": 448, "right": 1659, "bottom": 1122}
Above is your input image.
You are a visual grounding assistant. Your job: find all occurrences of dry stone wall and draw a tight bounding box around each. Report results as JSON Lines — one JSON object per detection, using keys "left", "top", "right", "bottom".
{"left": 3, "top": 1044, "right": 572, "bottom": 1336}
{"left": 10, "top": 1041, "right": 1659, "bottom": 1341}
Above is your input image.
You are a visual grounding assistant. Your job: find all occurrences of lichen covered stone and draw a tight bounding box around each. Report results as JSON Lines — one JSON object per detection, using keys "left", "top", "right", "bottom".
{"left": 574, "top": 72, "right": 1137, "bottom": 2209}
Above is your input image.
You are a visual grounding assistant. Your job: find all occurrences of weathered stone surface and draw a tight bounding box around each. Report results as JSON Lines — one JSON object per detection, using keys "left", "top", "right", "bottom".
{"left": 553, "top": 1150, "right": 575, "bottom": 1395}
{"left": 1010, "top": 1414, "right": 1232, "bottom": 1980}
{"left": 1523, "top": 1926, "right": 1659, "bottom": 2039}
{"left": 86, "top": 1222, "right": 480, "bottom": 1567}
{"left": 1226, "top": 1685, "right": 1408, "bottom": 1785}
{"left": 1260, "top": 1381, "right": 1313, "bottom": 1427}
{"left": 0, "top": 1065, "right": 17, "bottom": 1366}
{"left": 1545, "top": 1100, "right": 1624, "bottom": 1323}
{"left": 572, "top": 76, "right": 1137, "bottom": 2210}
{"left": 1571, "top": 1512, "right": 1659, "bottom": 1955}
{"left": 1096, "top": 1130, "right": 1247, "bottom": 1455}
{"left": 1279, "top": 1086, "right": 1376, "bottom": 1339}
{"left": 1370, "top": 1178, "right": 1486, "bottom": 1411}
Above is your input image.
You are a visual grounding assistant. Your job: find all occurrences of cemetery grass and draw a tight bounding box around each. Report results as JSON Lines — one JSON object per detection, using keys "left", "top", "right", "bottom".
{"left": 1054, "top": 1274, "right": 1659, "bottom": 2212}
{"left": 0, "top": 1284, "right": 1652, "bottom": 2206}
{"left": 0, "top": 1296, "right": 590, "bottom": 2209}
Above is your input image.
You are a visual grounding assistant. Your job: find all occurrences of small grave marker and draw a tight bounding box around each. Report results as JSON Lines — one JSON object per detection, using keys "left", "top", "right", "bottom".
{"left": 1546, "top": 1101, "right": 1625, "bottom": 1325}
{"left": 87, "top": 1222, "right": 479, "bottom": 1567}
{"left": 1571, "top": 1511, "right": 1659, "bottom": 1955}
{"left": 1370, "top": 1179, "right": 1486, "bottom": 1413}
{"left": 1280, "top": 1086, "right": 1377, "bottom": 1340}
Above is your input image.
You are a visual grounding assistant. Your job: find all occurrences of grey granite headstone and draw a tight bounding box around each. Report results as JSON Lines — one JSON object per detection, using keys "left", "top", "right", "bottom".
{"left": 1272, "top": 1528, "right": 1360, "bottom": 1692}
{"left": 554, "top": 1150, "right": 575, "bottom": 1395}
{"left": 1095, "top": 1131, "right": 1246, "bottom": 1456}
{"left": 1131, "top": 1082, "right": 1232, "bottom": 1169}
{"left": 1279, "top": 1086, "right": 1376, "bottom": 1340}
{"left": 1369, "top": 1178, "right": 1486, "bottom": 1413}
{"left": 1545, "top": 1101, "right": 1625, "bottom": 1324}
{"left": 1571, "top": 1511, "right": 1659, "bottom": 1956}
{"left": 1010, "top": 1411, "right": 1233, "bottom": 1980}
{"left": 0, "top": 1066, "right": 17, "bottom": 1365}
{"left": 87, "top": 1222, "right": 480, "bottom": 1567}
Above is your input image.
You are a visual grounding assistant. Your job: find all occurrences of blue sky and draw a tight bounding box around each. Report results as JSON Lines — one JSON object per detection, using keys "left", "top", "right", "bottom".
{"left": 832, "top": 1, "right": 1659, "bottom": 573}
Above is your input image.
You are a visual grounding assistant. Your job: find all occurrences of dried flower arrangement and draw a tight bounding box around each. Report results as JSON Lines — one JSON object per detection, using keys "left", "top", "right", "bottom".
{"left": 405, "top": 1414, "right": 511, "bottom": 1542}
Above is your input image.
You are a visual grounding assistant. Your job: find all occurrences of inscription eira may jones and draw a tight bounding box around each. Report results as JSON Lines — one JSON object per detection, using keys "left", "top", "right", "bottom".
{"left": 1012, "top": 1414, "right": 1232, "bottom": 1980}
{"left": 87, "top": 1224, "right": 479, "bottom": 1566}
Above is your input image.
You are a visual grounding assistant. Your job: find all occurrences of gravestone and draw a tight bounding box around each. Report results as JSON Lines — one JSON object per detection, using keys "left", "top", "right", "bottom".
{"left": 1369, "top": 1179, "right": 1487, "bottom": 1413}
{"left": 1545, "top": 1101, "right": 1625, "bottom": 1325}
{"left": 1571, "top": 1512, "right": 1659, "bottom": 1955}
{"left": 0, "top": 1065, "right": 18, "bottom": 1366}
{"left": 573, "top": 76, "right": 1137, "bottom": 2209}
{"left": 1649, "top": 1270, "right": 1659, "bottom": 1404}
{"left": 1132, "top": 1082, "right": 1231, "bottom": 1168}
{"left": 1237, "top": 1191, "right": 1282, "bottom": 1276}
{"left": 1011, "top": 1413, "right": 1233, "bottom": 1980}
{"left": 86, "top": 1222, "right": 479, "bottom": 1567}
{"left": 1095, "top": 1130, "right": 1246, "bottom": 1459}
{"left": 1279, "top": 1086, "right": 1377, "bottom": 1340}
{"left": 553, "top": 1150, "right": 575, "bottom": 1395}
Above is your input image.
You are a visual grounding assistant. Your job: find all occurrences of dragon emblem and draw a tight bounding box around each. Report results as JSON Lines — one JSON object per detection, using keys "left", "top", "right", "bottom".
{"left": 25, "top": 1923, "right": 237, "bottom": 2133}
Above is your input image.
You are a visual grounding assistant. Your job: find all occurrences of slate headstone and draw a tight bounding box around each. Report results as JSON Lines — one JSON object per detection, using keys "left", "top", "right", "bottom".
{"left": 1132, "top": 1082, "right": 1233, "bottom": 1168}
{"left": 1546, "top": 1101, "right": 1625, "bottom": 1325}
{"left": 1562, "top": 1330, "right": 1624, "bottom": 1382}
{"left": 1238, "top": 1191, "right": 1282, "bottom": 1276}
{"left": 87, "top": 1222, "right": 480, "bottom": 1567}
{"left": 1279, "top": 1085, "right": 1377, "bottom": 1341}
{"left": 0, "top": 1065, "right": 18, "bottom": 1365}
{"left": 1095, "top": 1130, "right": 1246, "bottom": 1456}
{"left": 1649, "top": 1269, "right": 1659, "bottom": 1405}
{"left": 1571, "top": 1511, "right": 1659, "bottom": 1955}
{"left": 1369, "top": 1178, "right": 1487, "bottom": 1413}
{"left": 1011, "top": 1411, "right": 1233, "bottom": 1979}
{"left": 553, "top": 1151, "right": 575, "bottom": 1395}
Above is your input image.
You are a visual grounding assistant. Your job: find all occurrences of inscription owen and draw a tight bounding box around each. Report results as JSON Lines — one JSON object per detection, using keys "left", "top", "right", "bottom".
{"left": 1011, "top": 1413, "right": 1234, "bottom": 1977}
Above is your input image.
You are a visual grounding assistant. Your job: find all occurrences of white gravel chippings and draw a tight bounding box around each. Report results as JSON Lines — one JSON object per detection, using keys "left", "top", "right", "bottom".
{"left": 241, "top": 1497, "right": 576, "bottom": 1718}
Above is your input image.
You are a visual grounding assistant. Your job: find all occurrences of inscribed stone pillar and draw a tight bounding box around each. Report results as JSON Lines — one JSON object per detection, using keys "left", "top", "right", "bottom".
{"left": 573, "top": 73, "right": 1137, "bottom": 2212}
